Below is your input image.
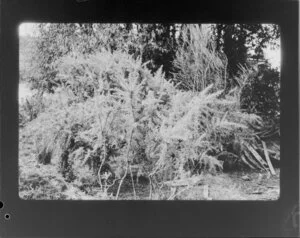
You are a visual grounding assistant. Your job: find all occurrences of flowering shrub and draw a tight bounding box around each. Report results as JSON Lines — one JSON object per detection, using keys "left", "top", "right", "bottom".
{"left": 20, "top": 43, "right": 275, "bottom": 200}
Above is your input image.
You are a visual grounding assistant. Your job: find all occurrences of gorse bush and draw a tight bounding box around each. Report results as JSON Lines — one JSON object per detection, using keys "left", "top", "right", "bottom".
{"left": 25, "top": 23, "right": 180, "bottom": 94}
{"left": 22, "top": 45, "right": 275, "bottom": 200}
{"left": 155, "top": 85, "right": 265, "bottom": 179}
{"left": 26, "top": 50, "right": 173, "bottom": 195}
{"left": 55, "top": 50, "right": 155, "bottom": 101}
{"left": 20, "top": 24, "right": 279, "bottom": 200}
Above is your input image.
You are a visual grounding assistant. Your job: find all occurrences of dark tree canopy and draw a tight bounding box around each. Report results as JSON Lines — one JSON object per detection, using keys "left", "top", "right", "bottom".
{"left": 27, "top": 23, "right": 179, "bottom": 93}
{"left": 213, "top": 24, "right": 280, "bottom": 78}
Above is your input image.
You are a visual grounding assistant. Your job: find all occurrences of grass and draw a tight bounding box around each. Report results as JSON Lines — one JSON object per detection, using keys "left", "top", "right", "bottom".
{"left": 19, "top": 165, "right": 280, "bottom": 200}
{"left": 177, "top": 169, "right": 280, "bottom": 200}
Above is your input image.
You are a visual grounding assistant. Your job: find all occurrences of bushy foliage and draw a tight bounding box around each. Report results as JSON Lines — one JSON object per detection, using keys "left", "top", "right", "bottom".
{"left": 213, "top": 24, "right": 280, "bottom": 77}
{"left": 21, "top": 46, "right": 274, "bottom": 199}
{"left": 25, "top": 23, "right": 179, "bottom": 94}
{"left": 234, "top": 64, "right": 280, "bottom": 141}
{"left": 19, "top": 23, "right": 280, "bottom": 200}
{"left": 240, "top": 65, "right": 280, "bottom": 119}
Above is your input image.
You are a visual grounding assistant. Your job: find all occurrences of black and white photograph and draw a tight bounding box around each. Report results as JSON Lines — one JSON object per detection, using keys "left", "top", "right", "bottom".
{"left": 18, "top": 23, "right": 280, "bottom": 200}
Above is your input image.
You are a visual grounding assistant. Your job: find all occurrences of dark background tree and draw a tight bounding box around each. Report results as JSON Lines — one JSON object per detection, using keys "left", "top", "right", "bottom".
{"left": 122, "top": 23, "right": 178, "bottom": 78}
{"left": 213, "top": 24, "right": 280, "bottom": 130}
{"left": 213, "top": 24, "right": 280, "bottom": 78}
{"left": 26, "top": 23, "right": 179, "bottom": 93}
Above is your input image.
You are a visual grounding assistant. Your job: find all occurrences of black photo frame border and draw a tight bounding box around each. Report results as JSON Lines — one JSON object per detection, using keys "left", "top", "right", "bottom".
{"left": 0, "top": 0, "right": 299, "bottom": 237}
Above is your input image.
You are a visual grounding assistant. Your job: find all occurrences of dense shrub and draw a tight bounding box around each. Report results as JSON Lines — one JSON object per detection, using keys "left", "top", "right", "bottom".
{"left": 240, "top": 65, "right": 280, "bottom": 119}
{"left": 20, "top": 24, "right": 279, "bottom": 200}
{"left": 239, "top": 65, "right": 280, "bottom": 140}
{"left": 24, "top": 23, "right": 179, "bottom": 94}
{"left": 21, "top": 46, "right": 276, "bottom": 200}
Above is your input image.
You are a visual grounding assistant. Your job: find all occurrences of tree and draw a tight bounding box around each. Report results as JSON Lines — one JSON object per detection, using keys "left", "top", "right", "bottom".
{"left": 31, "top": 23, "right": 86, "bottom": 93}
{"left": 213, "top": 24, "right": 280, "bottom": 79}
{"left": 123, "top": 23, "right": 178, "bottom": 78}
{"left": 142, "top": 24, "right": 178, "bottom": 79}
{"left": 240, "top": 63, "right": 280, "bottom": 120}
{"left": 27, "top": 23, "right": 179, "bottom": 93}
